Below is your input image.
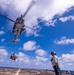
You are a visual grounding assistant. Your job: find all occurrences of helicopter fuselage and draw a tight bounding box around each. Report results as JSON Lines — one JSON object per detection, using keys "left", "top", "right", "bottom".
{"left": 13, "top": 17, "right": 25, "bottom": 38}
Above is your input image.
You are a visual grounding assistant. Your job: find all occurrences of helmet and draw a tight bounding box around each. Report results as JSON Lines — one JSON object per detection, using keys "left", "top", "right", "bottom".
{"left": 51, "top": 52, "right": 56, "bottom": 55}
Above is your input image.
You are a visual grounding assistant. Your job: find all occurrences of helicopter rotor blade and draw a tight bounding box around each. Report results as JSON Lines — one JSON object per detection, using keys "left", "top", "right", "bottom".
{"left": 22, "top": 0, "right": 35, "bottom": 18}
{"left": 25, "top": 25, "right": 35, "bottom": 30}
{"left": 0, "top": 13, "right": 15, "bottom": 22}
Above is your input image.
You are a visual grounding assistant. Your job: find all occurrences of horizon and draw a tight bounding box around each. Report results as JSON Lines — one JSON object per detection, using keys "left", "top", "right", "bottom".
{"left": 0, "top": 66, "right": 74, "bottom": 71}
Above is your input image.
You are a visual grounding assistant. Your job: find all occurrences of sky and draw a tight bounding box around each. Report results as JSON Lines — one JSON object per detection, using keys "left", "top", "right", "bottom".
{"left": 0, "top": 0, "right": 74, "bottom": 70}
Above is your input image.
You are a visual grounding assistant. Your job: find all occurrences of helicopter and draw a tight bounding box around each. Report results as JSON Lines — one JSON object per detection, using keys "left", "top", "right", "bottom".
{"left": 10, "top": 53, "right": 17, "bottom": 61}
{"left": 0, "top": 0, "right": 35, "bottom": 43}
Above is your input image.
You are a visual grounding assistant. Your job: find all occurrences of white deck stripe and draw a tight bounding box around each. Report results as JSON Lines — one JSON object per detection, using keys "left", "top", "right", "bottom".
{"left": 15, "top": 69, "right": 20, "bottom": 75}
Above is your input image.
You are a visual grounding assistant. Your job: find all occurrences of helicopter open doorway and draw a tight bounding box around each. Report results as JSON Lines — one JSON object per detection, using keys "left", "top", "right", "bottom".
{"left": 0, "top": 0, "right": 35, "bottom": 43}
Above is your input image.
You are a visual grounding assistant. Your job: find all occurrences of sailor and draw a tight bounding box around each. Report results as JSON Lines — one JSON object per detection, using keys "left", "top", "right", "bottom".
{"left": 50, "top": 52, "right": 61, "bottom": 75}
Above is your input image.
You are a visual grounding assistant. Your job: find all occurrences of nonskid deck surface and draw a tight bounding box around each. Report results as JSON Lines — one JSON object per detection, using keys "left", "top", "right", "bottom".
{"left": 0, "top": 68, "right": 18, "bottom": 75}
{"left": 0, "top": 68, "right": 70, "bottom": 75}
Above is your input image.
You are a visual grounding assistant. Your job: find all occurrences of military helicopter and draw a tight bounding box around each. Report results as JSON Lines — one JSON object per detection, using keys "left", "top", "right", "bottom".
{"left": 0, "top": 0, "right": 35, "bottom": 43}
{"left": 10, "top": 53, "right": 17, "bottom": 61}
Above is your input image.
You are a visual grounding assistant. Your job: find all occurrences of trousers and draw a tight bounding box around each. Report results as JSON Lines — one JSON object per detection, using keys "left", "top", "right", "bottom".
{"left": 53, "top": 65, "right": 61, "bottom": 75}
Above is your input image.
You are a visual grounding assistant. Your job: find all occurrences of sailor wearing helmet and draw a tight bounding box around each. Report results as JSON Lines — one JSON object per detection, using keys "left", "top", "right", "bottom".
{"left": 50, "top": 52, "right": 61, "bottom": 75}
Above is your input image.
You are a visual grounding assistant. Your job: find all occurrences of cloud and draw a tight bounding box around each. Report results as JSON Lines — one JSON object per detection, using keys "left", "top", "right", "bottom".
{"left": 34, "top": 56, "right": 48, "bottom": 65}
{"left": 73, "top": 50, "right": 74, "bottom": 53}
{"left": 61, "top": 54, "right": 74, "bottom": 63}
{"left": 36, "top": 56, "right": 48, "bottom": 61}
{"left": 44, "top": 19, "right": 57, "bottom": 27}
{"left": 34, "top": 49, "right": 48, "bottom": 65}
{"left": 59, "top": 16, "right": 74, "bottom": 22}
{"left": 1, "top": 38, "right": 5, "bottom": 42}
{"left": 35, "top": 49, "right": 47, "bottom": 57}
{"left": 0, "top": 0, "right": 74, "bottom": 36}
{"left": 16, "top": 50, "right": 48, "bottom": 66}
{"left": 0, "top": 46, "right": 5, "bottom": 49}
{"left": 59, "top": 50, "right": 74, "bottom": 70}
{"left": 23, "top": 41, "right": 39, "bottom": 51}
{"left": 0, "top": 31, "right": 5, "bottom": 35}
{"left": 16, "top": 52, "right": 48, "bottom": 67}
{"left": 16, "top": 52, "right": 30, "bottom": 64}
{"left": 0, "top": 48, "right": 8, "bottom": 61}
{"left": 54, "top": 37, "right": 74, "bottom": 45}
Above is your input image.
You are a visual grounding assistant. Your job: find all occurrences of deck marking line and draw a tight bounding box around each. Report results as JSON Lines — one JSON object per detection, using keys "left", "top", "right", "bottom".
{"left": 15, "top": 69, "right": 20, "bottom": 75}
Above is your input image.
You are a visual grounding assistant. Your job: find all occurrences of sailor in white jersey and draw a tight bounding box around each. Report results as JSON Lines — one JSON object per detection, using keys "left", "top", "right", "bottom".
{"left": 50, "top": 52, "right": 61, "bottom": 75}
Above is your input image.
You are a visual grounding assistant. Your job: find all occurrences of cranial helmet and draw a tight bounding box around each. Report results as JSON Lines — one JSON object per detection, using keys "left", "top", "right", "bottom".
{"left": 51, "top": 51, "right": 56, "bottom": 55}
